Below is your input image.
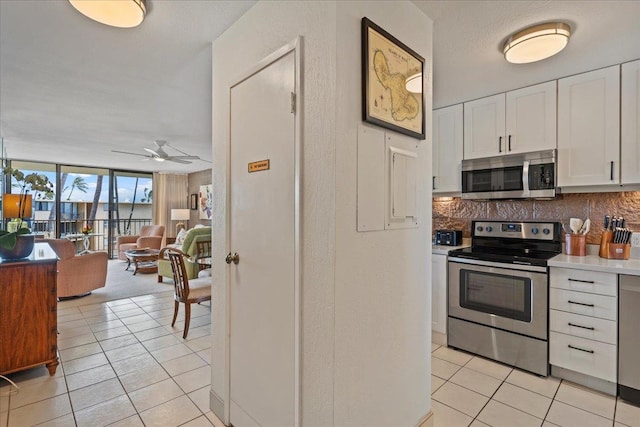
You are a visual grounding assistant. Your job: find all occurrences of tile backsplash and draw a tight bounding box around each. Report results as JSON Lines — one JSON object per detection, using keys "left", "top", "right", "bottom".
{"left": 433, "top": 192, "right": 640, "bottom": 245}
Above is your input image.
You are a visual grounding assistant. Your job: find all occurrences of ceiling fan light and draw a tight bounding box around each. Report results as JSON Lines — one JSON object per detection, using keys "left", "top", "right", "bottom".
{"left": 503, "top": 22, "right": 570, "bottom": 64}
{"left": 154, "top": 157, "right": 165, "bottom": 162}
{"left": 68, "top": 0, "right": 146, "bottom": 28}
{"left": 405, "top": 72, "right": 422, "bottom": 94}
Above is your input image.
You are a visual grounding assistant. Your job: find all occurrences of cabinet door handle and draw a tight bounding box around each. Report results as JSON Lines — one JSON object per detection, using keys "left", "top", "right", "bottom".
{"left": 432, "top": 176, "right": 436, "bottom": 190}
{"left": 611, "top": 161, "right": 614, "bottom": 180}
{"left": 568, "top": 322, "right": 595, "bottom": 331}
{"left": 568, "top": 300, "right": 595, "bottom": 307}
{"left": 498, "top": 136, "right": 502, "bottom": 153}
{"left": 508, "top": 135, "right": 512, "bottom": 151}
{"left": 568, "top": 278, "right": 595, "bottom": 284}
{"left": 568, "top": 344, "right": 594, "bottom": 354}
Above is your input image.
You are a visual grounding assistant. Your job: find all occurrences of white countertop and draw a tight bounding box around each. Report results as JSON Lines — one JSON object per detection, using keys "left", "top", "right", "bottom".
{"left": 549, "top": 253, "right": 640, "bottom": 276}
{"left": 432, "top": 244, "right": 469, "bottom": 255}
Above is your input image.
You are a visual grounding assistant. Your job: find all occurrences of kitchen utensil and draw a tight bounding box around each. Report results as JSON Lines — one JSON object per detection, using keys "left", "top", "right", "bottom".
{"left": 580, "top": 219, "right": 591, "bottom": 235}
{"left": 604, "top": 215, "right": 610, "bottom": 230}
{"left": 569, "top": 218, "right": 583, "bottom": 234}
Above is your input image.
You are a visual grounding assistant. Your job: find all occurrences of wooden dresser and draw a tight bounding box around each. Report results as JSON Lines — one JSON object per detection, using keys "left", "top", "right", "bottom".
{"left": 0, "top": 242, "right": 59, "bottom": 376}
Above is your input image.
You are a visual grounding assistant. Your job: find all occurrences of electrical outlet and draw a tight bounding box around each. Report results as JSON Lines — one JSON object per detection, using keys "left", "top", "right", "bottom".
{"left": 631, "top": 232, "right": 640, "bottom": 248}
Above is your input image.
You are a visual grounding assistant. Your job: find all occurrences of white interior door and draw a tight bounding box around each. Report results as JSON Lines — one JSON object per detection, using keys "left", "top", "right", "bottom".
{"left": 229, "top": 49, "right": 296, "bottom": 427}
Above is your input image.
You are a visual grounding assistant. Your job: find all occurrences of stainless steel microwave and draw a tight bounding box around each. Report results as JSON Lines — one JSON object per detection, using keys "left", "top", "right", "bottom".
{"left": 461, "top": 149, "right": 557, "bottom": 200}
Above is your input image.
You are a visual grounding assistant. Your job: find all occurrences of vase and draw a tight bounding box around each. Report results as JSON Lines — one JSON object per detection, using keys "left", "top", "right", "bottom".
{"left": 0, "top": 234, "right": 35, "bottom": 260}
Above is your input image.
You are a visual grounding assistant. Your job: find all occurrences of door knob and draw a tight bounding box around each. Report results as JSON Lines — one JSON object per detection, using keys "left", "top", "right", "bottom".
{"left": 225, "top": 252, "right": 240, "bottom": 265}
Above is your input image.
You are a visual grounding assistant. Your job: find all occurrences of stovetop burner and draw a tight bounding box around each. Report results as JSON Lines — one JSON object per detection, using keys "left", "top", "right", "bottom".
{"left": 448, "top": 220, "right": 562, "bottom": 267}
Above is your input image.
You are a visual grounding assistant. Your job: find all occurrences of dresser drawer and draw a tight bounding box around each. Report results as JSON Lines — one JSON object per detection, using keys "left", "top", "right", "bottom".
{"left": 550, "top": 309, "right": 617, "bottom": 345}
{"left": 550, "top": 267, "right": 617, "bottom": 296}
{"left": 549, "top": 288, "right": 617, "bottom": 320}
{"left": 550, "top": 331, "right": 617, "bottom": 382}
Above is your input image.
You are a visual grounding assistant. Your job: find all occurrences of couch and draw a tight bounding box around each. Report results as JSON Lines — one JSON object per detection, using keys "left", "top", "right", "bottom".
{"left": 45, "top": 239, "right": 108, "bottom": 298}
{"left": 116, "top": 225, "right": 165, "bottom": 261}
{"left": 157, "top": 226, "right": 211, "bottom": 283}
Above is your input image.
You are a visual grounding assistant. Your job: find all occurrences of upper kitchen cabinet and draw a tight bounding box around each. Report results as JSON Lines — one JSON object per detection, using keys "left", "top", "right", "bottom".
{"left": 558, "top": 66, "right": 620, "bottom": 187}
{"left": 463, "top": 81, "right": 557, "bottom": 160}
{"left": 621, "top": 60, "right": 640, "bottom": 184}
{"left": 433, "top": 104, "right": 463, "bottom": 193}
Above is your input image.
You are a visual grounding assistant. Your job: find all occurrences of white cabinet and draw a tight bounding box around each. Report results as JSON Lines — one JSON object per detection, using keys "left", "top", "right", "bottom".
{"left": 549, "top": 267, "right": 617, "bottom": 384}
{"left": 463, "top": 81, "right": 556, "bottom": 159}
{"left": 432, "top": 105, "right": 463, "bottom": 193}
{"left": 506, "top": 81, "right": 557, "bottom": 155}
{"left": 558, "top": 66, "right": 620, "bottom": 187}
{"left": 464, "top": 93, "right": 505, "bottom": 159}
{"left": 621, "top": 60, "right": 640, "bottom": 184}
{"left": 431, "top": 253, "right": 447, "bottom": 344}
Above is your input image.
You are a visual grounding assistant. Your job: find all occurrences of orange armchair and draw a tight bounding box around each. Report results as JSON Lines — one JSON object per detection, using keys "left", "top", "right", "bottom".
{"left": 45, "top": 239, "right": 108, "bottom": 298}
{"left": 117, "top": 225, "right": 165, "bottom": 260}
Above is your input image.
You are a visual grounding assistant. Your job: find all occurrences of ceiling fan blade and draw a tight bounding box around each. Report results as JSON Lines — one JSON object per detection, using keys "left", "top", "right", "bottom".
{"left": 167, "top": 158, "right": 192, "bottom": 164}
{"left": 168, "top": 155, "right": 200, "bottom": 160}
{"left": 111, "top": 150, "right": 152, "bottom": 158}
{"left": 144, "top": 147, "right": 161, "bottom": 156}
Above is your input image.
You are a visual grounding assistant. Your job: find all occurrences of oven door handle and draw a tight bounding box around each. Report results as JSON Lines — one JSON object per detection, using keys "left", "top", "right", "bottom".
{"left": 522, "top": 160, "right": 531, "bottom": 197}
{"left": 447, "top": 256, "right": 547, "bottom": 273}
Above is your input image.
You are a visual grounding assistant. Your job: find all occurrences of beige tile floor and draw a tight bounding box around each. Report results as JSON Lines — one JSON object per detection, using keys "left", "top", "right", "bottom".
{"left": 2, "top": 292, "right": 640, "bottom": 427}
{"left": 431, "top": 343, "right": 640, "bottom": 427}
{"left": 1, "top": 292, "right": 224, "bottom": 427}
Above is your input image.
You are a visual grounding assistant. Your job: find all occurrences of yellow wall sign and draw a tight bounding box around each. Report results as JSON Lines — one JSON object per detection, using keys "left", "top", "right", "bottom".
{"left": 248, "top": 159, "right": 270, "bottom": 173}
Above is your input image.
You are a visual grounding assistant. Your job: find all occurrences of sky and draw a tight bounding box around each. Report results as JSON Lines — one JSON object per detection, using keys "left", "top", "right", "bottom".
{"left": 10, "top": 171, "right": 153, "bottom": 204}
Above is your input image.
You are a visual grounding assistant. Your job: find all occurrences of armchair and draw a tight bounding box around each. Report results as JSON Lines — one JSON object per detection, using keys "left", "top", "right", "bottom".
{"left": 45, "top": 239, "right": 108, "bottom": 298}
{"left": 158, "top": 226, "right": 211, "bottom": 283}
{"left": 117, "top": 225, "right": 165, "bottom": 261}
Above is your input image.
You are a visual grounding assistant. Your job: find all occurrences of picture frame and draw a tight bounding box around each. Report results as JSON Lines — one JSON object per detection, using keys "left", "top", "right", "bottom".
{"left": 190, "top": 194, "right": 198, "bottom": 210}
{"left": 199, "top": 184, "right": 212, "bottom": 219}
{"left": 362, "top": 17, "right": 425, "bottom": 140}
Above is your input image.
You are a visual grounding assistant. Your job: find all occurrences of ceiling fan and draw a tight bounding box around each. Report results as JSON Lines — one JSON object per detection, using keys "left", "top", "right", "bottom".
{"left": 112, "top": 140, "right": 202, "bottom": 164}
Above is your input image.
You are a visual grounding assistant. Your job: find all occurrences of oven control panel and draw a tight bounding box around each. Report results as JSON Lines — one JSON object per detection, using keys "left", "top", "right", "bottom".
{"left": 473, "top": 221, "right": 557, "bottom": 240}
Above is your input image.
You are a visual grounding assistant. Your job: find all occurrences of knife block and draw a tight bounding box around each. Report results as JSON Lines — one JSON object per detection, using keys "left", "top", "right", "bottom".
{"left": 599, "top": 230, "right": 613, "bottom": 258}
{"left": 607, "top": 243, "right": 631, "bottom": 260}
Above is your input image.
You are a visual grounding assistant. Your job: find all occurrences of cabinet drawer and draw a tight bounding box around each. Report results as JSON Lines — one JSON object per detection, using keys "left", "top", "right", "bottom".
{"left": 549, "top": 288, "right": 616, "bottom": 320}
{"left": 550, "top": 309, "right": 617, "bottom": 345}
{"left": 550, "top": 267, "right": 617, "bottom": 296}
{"left": 550, "top": 331, "right": 617, "bottom": 382}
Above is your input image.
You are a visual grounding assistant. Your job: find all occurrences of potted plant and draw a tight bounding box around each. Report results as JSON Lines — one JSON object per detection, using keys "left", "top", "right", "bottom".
{"left": 0, "top": 167, "right": 54, "bottom": 259}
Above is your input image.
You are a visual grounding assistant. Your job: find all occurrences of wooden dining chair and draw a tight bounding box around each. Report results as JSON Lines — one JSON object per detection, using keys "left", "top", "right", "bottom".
{"left": 166, "top": 248, "right": 212, "bottom": 338}
{"left": 195, "top": 239, "right": 212, "bottom": 271}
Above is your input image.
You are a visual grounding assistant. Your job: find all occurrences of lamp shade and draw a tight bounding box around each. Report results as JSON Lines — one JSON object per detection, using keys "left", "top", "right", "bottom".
{"left": 503, "top": 22, "right": 571, "bottom": 64}
{"left": 171, "top": 209, "right": 190, "bottom": 221}
{"left": 3, "top": 194, "right": 32, "bottom": 219}
{"left": 68, "top": 0, "right": 146, "bottom": 28}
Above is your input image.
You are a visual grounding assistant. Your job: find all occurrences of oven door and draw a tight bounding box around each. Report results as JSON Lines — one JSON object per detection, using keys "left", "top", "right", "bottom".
{"left": 448, "top": 258, "right": 548, "bottom": 340}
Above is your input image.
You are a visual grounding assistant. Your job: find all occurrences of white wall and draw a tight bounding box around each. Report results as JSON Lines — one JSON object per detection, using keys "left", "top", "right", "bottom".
{"left": 211, "top": 1, "right": 432, "bottom": 425}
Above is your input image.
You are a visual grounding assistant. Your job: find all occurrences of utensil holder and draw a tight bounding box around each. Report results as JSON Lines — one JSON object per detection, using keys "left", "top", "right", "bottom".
{"left": 599, "top": 230, "right": 613, "bottom": 258}
{"left": 607, "top": 243, "right": 631, "bottom": 260}
{"left": 565, "top": 233, "right": 586, "bottom": 256}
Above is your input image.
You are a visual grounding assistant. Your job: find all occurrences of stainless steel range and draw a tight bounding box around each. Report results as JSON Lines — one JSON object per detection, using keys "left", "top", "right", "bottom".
{"left": 447, "top": 220, "right": 562, "bottom": 376}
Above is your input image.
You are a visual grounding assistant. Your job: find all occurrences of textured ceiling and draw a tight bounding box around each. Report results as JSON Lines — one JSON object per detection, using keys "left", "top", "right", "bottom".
{"left": 1, "top": 1, "right": 639, "bottom": 173}
{"left": 414, "top": 0, "right": 640, "bottom": 108}
{"left": 0, "top": 0, "right": 255, "bottom": 173}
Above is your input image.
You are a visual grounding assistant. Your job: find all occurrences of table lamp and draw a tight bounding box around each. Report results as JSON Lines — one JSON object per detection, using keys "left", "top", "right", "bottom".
{"left": 171, "top": 208, "right": 190, "bottom": 235}
{"left": 3, "top": 194, "right": 32, "bottom": 232}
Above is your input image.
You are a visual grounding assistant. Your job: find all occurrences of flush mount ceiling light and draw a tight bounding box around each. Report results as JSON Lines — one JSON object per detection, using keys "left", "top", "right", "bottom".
{"left": 503, "top": 22, "right": 571, "bottom": 64}
{"left": 405, "top": 72, "right": 422, "bottom": 94}
{"left": 68, "top": 0, "right": 146, "bottom": 28}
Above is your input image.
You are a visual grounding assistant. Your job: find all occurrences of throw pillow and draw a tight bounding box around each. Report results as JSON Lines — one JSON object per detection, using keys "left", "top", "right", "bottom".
{"left": 175, "top": 228, "right": 188, "bottom": 245}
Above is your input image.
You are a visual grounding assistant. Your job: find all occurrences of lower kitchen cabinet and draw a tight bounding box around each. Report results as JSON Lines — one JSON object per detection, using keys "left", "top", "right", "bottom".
{"left": 431, "top": 253, "right": 447, "bottom": 344}
{"left": 549, "top": 267, "right": 617, "bottom": 389}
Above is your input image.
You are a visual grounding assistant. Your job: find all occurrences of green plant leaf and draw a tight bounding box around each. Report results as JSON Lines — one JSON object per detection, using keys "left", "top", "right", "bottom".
{"left": 0, "top": 232, "right": 17, "bottom": 250}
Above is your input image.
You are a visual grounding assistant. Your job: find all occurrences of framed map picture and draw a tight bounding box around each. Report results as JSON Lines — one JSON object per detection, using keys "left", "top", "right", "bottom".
{"left": 362, "top": 17, "right": 425, "bottom": 140}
